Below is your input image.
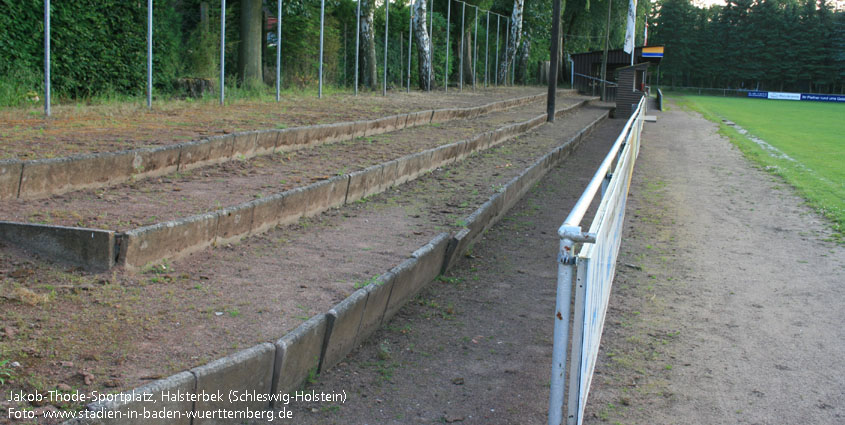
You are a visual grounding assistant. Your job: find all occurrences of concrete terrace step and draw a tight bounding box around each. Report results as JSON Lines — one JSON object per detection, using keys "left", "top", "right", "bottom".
{"left": 0, "top": 90, "right": 577, "bottom": 201}
{"left": 50, "top": 104, "right": 614, "bottom": 424}
{"left": 0, "top": 95, "right": 597, "bottom": 271}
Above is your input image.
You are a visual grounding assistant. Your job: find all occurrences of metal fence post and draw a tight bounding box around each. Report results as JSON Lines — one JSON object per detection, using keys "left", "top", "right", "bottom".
{"left": 485, "top": 11, "right": 489, "bottom": 88}
{"left": 276, "top": 0, "right": 282, "bottom": 101}
{"left": 319, "top": 0, "right": 325, "bottom": 98}
{"left": 408, "top": 5, "right": 413, "bottom": 92}
{"left": 473, "top": 6, "right": 477, "bottom": 89}
{"left": 428, "top": 0, "right": 433, "bottom": 91}
{"left": 548, "top": 228, "right": 578, "bottom": 425}
{"left": 220, "top": 0, "right": 225, "bottom": 105}
{"left": 355, "top": 0, "right": 361, "bottom": 95}
{"left": 495, "top": 14, "right": 499, "bottom": 86}
{"left": 459, "top": 1, "right": 464, "bottom": 92}
{"left": 444, "top": 0, "right": 450, "bottom": 92}
{"left": 147, "top": 0, "right": 153, "bottom": 109}
{"left": 44, "top": 0, "right": 51, "bottom": 117}
{"left": 383, "top": 0, "right": 389, "bottom": 96}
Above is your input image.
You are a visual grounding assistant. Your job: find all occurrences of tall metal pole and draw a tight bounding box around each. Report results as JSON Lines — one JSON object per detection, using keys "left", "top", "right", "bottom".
{"left": 495, "top": 15, "right": 499, "bottom": 86}
{"left": 276, "top": 0, "right": 283, "bottom": 101}
{"left": 319, "top": 0, "right": 325, "bottom": 98}
{"left": 407, "top": 5, "right": 413, "bottom": 92}
{"left": 473, "top": 6, "right": 478, "bottom": 89}
{"left": 547, "top": 0, "right": 561, "bottom": 123}
{"left": 355, "top": 0, "right": 361, "bottom": 95}
{"left": 383, "top": 0, "right": 389, "bottom": 96}
{"left": 147, "top": 0, "right": 153, "bottom": 109}
{"left": 459, "top": 1, "right": 464, "bottom": 92}
{"left": 44, "top": 0, "right": 51, "bottom": 117}
{"left": 220, "top": 0, "right": 226, "bottom": 105}
{"left": 485, "top": 11, "right": 489, "bottom": 87}
{"left": 444, "top": 0, "right": 451, "bottom": 92}
{"left": 428, "top": 0, "right": 433, "bottom": 91}
{"left": 600, "top": 0, "right": 612, "bottom": 101}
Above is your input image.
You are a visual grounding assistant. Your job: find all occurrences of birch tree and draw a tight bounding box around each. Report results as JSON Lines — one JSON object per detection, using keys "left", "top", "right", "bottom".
{"left": 360, "top": 0, "right": 378, "bottom": 89}
{"left": 412, "top": 0, "right": 432, "bottom": 90}
{"left": 497, "top": 0, "right": 523, "bottom": 84}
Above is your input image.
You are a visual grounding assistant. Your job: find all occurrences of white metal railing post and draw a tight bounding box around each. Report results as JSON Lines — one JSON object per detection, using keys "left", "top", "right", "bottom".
{"left": 551, "top": 96, "right": 646, "bottom": 425}
{"left": 548, "top": 226, "right": 579, "bottom": 425}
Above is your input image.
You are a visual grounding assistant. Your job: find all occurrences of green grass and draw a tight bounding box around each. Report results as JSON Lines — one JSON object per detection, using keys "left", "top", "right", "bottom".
{"left": 677, "top": 95, "right": 845, "bottom": 240}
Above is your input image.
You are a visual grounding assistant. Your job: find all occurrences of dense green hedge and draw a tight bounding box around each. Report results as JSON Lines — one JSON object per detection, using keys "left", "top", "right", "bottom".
{"left": 0, "top": 0, "right": 181, "bottom": 100}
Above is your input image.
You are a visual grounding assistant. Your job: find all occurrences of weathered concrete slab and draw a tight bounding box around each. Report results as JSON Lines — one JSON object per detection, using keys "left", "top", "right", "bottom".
{"left": 443, "top": 227, "right": 472, "bottom": 272}
{"left": 121, "top": 212, "right": 218, "bottom": 270}
{"left": 357, "top": 272, "right": 395, "bottom": 346}
{"left": 191, "top": 343, "right": 275, "bottom": 425}
{"left": 382, "top": 258, "right": 418, "bottom": 323}
{"left": 84, "top": 371, "right": 195, "bottom": 425}
{"left": 272, "top": 314, "right": 328, "bottom": 399}
{"left": 250, "top": 190, "right": 304, "bottom": 235}
{"left": 275, "top": 128, "right": 297, "bottom": 151}
{"left": 464, "top": 193, "right": 504, "bottom": 243}
{"left": 19, "top": 152, "right": 135, "bottom": 198}
{"left": 430, "top": 108, "right": 458, "bottom": 124}
{"left": 216, "top": 203, "right": 255, "bottom": 245}
{"left": 255, "top": 130, "right": 280, "bottom": 155}
{"left": 0, "top": 222, "right": 115, "bottom": 272}
{"left": 380, "top": 159, "right": 400, "bottom": 191}
{"left": 346, "top": 165, "right": 384, "bottom": 204}
{"left": 383, "top": 233, "right": 450, "bottom": 321}
{"left": 321, "top": 288, "right": 369, "bottom": 372}
{"left": 302, "top": 176, "right": 349, "bottom": 218}
{"left": 132, "top": 146, "right": 181, "bottom": 179}
{"left": 407, "top": 110, "right": 433, "bottom": 127}
{"left": 231, "top": 131, "right": 258, "bottom": 159}
{"left": 0, "top": 160, "right": 22, "bottom": 200}
{"left": 178, "top": 136, "right": 233, "bottom": 171}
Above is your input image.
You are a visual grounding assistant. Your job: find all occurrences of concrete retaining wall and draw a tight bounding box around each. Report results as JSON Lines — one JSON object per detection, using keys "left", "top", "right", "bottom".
{"left": 10, "top": 91, "right": 575, "bottom": 202}
{"left": 0, "top": 221, "right": 115, "bottom": 271}
{"left": 443, "top": 110, "right": 609, "bottom": 272}
{"left": 116, "top": 98, "right": 596, "bottom": 270}
{"left": 61, "top": 104, "right": 608, "bottom": 425}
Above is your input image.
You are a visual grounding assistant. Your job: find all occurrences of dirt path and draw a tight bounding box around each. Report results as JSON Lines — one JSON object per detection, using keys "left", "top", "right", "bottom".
{"left": 262, "top": 117, "right": 627, "bottom": 425}
{"left": 0, "top": 88, "right": 544, "bottom": 160}
{"left": 268, "top": 100, "right": 844, "bottom": 425}
{"left": 583, "top": 100, "right": 845, "bottom": 424}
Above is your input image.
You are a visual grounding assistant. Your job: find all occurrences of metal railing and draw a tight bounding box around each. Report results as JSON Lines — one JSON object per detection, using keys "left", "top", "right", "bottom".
{"left": 572, "top": 72, "right": 618, "bottom": 102}
{"left": 548, "top": 95, "right": 646, "bottom": 425}
{"left": 657, "top": 88, "right": 663, "bottom": 111}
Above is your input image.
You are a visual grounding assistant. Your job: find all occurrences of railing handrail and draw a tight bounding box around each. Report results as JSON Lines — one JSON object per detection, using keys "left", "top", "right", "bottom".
{"left": 558, "top": 97, "right": 644, "bottom": 235}
{"left": 573, "top": 72, "right": 618, "bottom": 87}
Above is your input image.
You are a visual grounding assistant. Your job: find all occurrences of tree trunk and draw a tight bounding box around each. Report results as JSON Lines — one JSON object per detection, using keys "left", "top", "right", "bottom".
{"left": 238, "top": 0, "right": 263, "bottom": 87}
{"left": 517, "top": 39, "right": 530, "bottom": 84}
{"left": 462, "top": 29, "right": 474, "bottom": 85}
{"left": 360, "top": 0, "right": 378, "bottom": 89}
{"left": 412, "top": 0, "right": 432, "bottom": 90}
{"left": 498, "top": 0, "right": 523, "bottom": 84}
